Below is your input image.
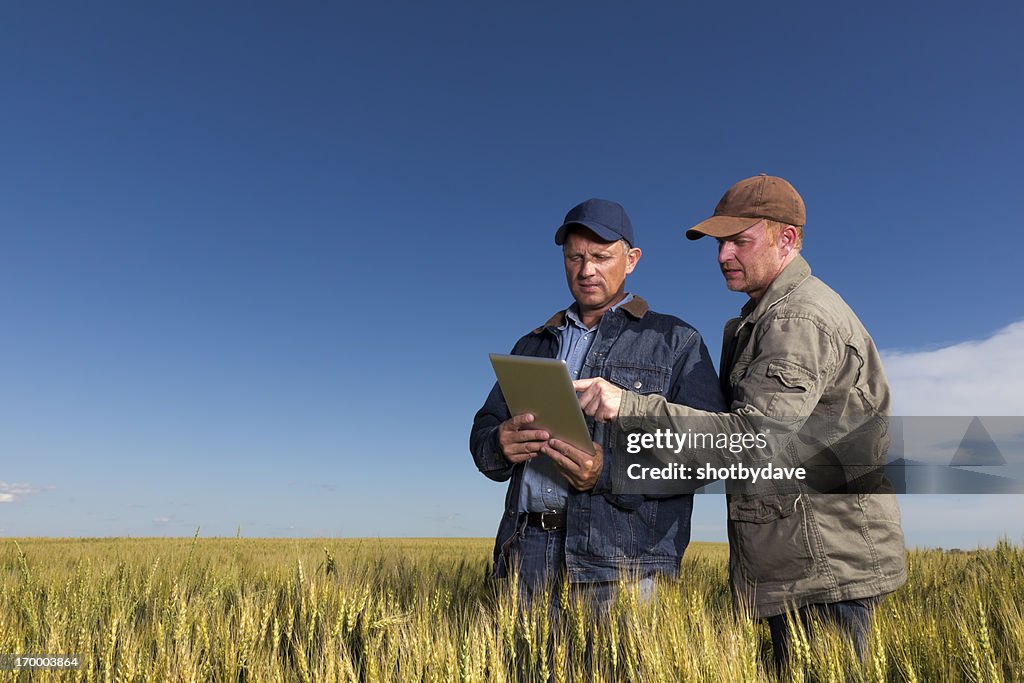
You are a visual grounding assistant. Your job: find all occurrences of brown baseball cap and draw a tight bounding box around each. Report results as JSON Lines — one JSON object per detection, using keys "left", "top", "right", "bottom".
{"left": 685, "top": 174, "right": 805, "bottom": 240}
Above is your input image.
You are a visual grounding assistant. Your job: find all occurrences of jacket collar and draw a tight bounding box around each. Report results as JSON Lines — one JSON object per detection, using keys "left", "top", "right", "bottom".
{"left": 740, "top": 253, "right": 812, "bottom": 323}
{"left": 532, "top": 295, "right": 649, "bottom": 334}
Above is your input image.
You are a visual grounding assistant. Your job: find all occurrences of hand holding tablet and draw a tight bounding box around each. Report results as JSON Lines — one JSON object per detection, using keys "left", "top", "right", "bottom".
{"left": 495, "top": 412, "right": 550, "bottom": 464}
{"left": 489, "top": 354, "right": 597, "bottom": 456}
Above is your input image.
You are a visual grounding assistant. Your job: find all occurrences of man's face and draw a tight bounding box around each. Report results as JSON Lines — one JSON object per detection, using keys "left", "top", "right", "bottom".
{"left": 562, "top": 229, "right": 639, "bottom": 318}
{"left": 716, "top": 220, "right": 788, "bottom": 301}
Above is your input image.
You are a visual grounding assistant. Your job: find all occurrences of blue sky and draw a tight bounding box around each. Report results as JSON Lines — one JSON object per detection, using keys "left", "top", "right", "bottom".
{"left": 2, "top": 2, "right": 1022, "bottom": 547}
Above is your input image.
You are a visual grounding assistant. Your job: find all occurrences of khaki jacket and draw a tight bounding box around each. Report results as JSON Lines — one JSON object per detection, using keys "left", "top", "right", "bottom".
{"left": 619, "top": 254, "right": 906, "bottom": 617}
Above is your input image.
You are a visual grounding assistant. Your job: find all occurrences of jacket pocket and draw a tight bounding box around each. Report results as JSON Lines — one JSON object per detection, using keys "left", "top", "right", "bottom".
{"left": 586, "top": 495, "right": 657, "bottom": 558}
{"left": 766, "top": 359, "right": 815, "bottom": 390}
{"left": 606, "top": 363, "right": 670, "bottom": 395}
{"left": 728, "top": 493, "right": 814, "bottom": 583}
{"left": 861, "top": 493, "right": 907, "bottom": 578}
{"left": 765, "top": 359, "right": 817, "bottom": 418}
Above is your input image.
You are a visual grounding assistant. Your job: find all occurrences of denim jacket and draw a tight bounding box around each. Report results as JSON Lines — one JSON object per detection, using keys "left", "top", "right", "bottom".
{"left": 470, "top": 296, "right": 725, "bottom": 583}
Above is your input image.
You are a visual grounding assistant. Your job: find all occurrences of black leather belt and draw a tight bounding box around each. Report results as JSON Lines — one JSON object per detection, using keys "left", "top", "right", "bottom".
{"left": 526, "top": 511, "right": 566, "bottom": 531}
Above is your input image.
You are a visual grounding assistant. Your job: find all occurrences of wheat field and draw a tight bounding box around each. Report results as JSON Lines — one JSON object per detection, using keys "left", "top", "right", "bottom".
{"left": 1, "top": 535, "right": 1022, "bottom": 681}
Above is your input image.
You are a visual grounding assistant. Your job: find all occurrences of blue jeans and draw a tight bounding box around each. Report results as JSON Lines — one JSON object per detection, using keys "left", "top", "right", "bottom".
{"left": 766, "top": 597, "right": 878, "bottom": 671}
{"left": 508, "top": 521, "right": 655, "bottom": 613}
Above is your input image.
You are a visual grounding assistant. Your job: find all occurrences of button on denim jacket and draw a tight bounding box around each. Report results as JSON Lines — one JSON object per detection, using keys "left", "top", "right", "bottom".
{"left": 470, "top": 296, "right": 725, "bottom": 583}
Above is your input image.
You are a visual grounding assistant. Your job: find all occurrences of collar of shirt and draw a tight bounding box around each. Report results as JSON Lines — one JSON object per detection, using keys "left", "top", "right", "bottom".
{"left": 560, "top": 293, "right": 635, "bottom": 332}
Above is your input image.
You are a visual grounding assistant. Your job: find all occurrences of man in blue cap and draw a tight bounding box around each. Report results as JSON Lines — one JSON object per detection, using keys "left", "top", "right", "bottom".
{"left": 470, "top": 198, "right": 725, "bottom": 608}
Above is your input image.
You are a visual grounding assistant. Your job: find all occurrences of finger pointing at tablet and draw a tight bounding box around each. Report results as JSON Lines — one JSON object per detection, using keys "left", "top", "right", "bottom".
{"left": 572, "top": 378, "right": 623, "bottom": 423}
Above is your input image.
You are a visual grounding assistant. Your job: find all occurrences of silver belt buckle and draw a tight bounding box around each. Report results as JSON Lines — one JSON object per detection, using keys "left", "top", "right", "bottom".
{"left": 541, "top": 511, "right": 559, "bottom": 530}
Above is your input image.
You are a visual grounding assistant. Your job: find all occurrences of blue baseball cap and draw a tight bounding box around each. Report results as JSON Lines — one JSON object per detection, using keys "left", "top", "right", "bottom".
{"left": 554, "top": 198, "right": 636, "bottom": 248}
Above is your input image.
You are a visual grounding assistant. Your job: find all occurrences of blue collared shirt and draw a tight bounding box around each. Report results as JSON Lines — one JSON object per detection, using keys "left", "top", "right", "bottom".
{"left": 519, "top": 294, "right": 634, "bottom": 512}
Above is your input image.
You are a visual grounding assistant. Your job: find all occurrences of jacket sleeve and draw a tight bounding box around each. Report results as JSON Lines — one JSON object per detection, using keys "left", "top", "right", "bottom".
{"left": 471, "top": 336, "right": 539, "bottom": 482}
{"left": 618, "top": 315, "right": 837, "bottom": 470}
{"left": 469, "top": 379, "right": 515, "bottom": 482}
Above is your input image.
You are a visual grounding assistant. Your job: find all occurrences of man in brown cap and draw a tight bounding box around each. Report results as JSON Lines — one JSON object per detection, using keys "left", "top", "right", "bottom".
{"left": 572, "top": 175, "right": 907, "bottom": 670}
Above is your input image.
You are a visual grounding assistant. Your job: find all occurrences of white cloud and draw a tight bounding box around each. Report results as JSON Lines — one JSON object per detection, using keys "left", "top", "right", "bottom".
{"left": 0, "top": 482, "right": 52, "bottom": 504}
{"left": 882, "top": 321, "right": 1024, "bottom": 547}
{"left": 883, "top": 321, "right": 1024, "bottom": 415}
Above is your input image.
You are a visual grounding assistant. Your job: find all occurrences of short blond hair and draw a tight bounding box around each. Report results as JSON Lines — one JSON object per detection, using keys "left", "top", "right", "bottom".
{"left": 765, "top": 220, "right": 803, "bottom": 250}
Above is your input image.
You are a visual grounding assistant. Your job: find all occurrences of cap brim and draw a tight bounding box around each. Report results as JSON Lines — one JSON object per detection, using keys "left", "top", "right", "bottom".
{"left": 685, "top": 216, "right": 763, "bottom": 240}
{"left": 555, "top": 221, "right": 624, "bottom": 245}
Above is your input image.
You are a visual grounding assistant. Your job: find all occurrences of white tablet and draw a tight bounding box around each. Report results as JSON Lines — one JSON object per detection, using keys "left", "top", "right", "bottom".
{"left": 489, "top": 354, "right": 596, "bottom": 455}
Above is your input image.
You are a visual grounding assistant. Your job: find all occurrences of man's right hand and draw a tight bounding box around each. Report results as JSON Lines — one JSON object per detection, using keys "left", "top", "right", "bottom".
{"left": 497, "top": 413, "right": 550, "bottom": 464}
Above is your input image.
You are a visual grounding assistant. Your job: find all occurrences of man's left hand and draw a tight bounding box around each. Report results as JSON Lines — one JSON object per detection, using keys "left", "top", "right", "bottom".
{"left": 541, "top": 439, "right": 603, "bottom": 491}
